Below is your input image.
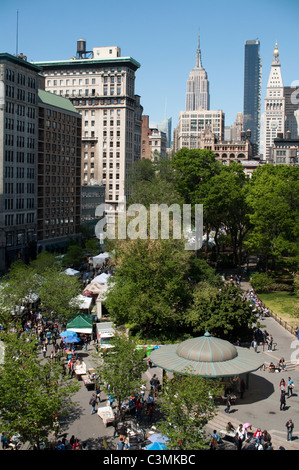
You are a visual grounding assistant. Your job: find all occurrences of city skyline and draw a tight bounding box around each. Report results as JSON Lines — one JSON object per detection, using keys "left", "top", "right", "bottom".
{"left": 1, "top": 0, "right": 299, "bottom": 130}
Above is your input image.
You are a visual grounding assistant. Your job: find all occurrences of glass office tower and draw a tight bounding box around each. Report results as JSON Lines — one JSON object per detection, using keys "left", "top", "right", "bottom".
{"left": 243, "top": 40, "right": 262, "bottom": 156}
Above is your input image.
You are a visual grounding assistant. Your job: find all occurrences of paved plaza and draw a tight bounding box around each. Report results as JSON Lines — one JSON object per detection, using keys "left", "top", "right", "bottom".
{"left": 1, "top": 279, "right": 298, "bottom": 452}
{"left": 44, "top": 312, "right": 299, "bottom": 451}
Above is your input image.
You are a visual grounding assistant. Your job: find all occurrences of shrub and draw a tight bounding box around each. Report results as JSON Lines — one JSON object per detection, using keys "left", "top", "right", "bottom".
{"left": 250, "top": 272, "right": 275, "bottom": 293}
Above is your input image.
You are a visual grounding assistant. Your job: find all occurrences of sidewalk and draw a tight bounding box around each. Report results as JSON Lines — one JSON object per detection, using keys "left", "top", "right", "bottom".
{"left": 206, "top": 280, "right": 299, "bottom": 450}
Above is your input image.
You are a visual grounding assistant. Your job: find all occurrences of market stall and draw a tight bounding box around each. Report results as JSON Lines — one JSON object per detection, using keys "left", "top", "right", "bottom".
{"left": 97, "top": 406, "right": 114, "bottom": 427}
{"left": 66, "top": 314, "right": 94, "bottom": 337}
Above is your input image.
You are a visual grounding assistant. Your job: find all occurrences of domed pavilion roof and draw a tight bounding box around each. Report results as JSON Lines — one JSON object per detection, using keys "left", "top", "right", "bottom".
{"left": 149, "top": 332, "right": 264, "bottom": 378}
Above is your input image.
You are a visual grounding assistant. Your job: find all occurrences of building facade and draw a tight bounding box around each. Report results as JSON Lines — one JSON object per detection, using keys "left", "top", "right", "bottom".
{"left": 269, "top": 131, "right": 299, "bottom": 165}
{"left": 34, "top": 41, "right": 142, "bottom": 222}
{"left": 141, "top": 115, "right": 167, "bottom": 161}
{"left": 243, "top": 40, "right": 262, "bottom": 156}
{"left": 173, "top": 109, "right": 225, "bottom": 152}
{"left": 149, "top": 117, "right": 172, "bottom": 149}
{"left": 263, "top": 42, "right": 285, "bottom": 160}
{"left": 81, "top": 183, "right": 105, "bottom": 227}
{"left": 37, "top": 89, "right": 82, "bottom": 253}
{"left": 199, "top": 126, "right": 253, "bottom": 163}
{"left": 185, "top": 33, "right": 210, "bottom": 112}
{"left": 0, "top": 53, "right": 41, "bottom": 271}
{"left": 284, "top": 86, "right": 299, "bottom": 138}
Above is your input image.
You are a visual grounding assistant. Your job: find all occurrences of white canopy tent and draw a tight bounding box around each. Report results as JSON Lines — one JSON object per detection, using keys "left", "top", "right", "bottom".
{"left": 89, "top": 252, "right": 110, "bottom": 268}
{"left": 76, "top": 294, "right": 93, "bottom": 313}
{"left": 92, "top": 273, "right": 111, "bottom": 284}
{"left": 64, "top": 268, "right": 80, "bottom": 276}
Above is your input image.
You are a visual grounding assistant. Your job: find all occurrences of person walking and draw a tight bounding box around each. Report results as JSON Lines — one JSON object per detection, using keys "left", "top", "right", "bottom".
{"left": 225, "top": 394, "right": 232, "bottom": 413}
{"left": 280, "top": 389, "right": 286, "bottom": 410}
{"left": 235, "top": 424, "right": 247, "bottom": 450}
{"left": 89, "top": 392, "right": 97, "bottom": 414}
{"left": 112, "top": 413, "right": 119, "bottom": 438}
{"left": 286, "top": 419, "right": 294, "bottom": 441}
{"left": 267, "top": 335, "right": 273, "bottom": 351}
{"left": 287, "top": 377, "right": 294, "bottom": 397}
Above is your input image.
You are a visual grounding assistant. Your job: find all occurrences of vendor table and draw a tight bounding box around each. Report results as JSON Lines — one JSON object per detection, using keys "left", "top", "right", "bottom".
{"left": 81, "top": 374, "right": 95, "bottom": 390}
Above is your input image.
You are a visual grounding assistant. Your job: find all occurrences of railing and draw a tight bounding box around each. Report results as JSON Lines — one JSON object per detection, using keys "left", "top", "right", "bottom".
{"left": 267, "top": 309, "right": 297, "bottom": 337}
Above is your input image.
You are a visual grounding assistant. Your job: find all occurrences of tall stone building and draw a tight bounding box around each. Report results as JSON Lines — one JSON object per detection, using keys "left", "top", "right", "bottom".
{"left": 0, "top": 53, "right": 41, "bottom": 270}
{"left": 263, "top": 42, "right": 285, "bottom": 160}
{"left": 185, "top": 32, "right": 210, "bottom": 112}
{"left": 34, "top": 40, "right": 142, "bottom": 222}
{"left": 0, "top": 53, "right": 82, "bottom": 272}
{"left": 37, "top": 90, "right": 82, "bottom": 253}
{"left": 243, "top": 40, "right": 262, "bottom": 156}
{"left": 173, "top": 109, "right": 225, "bottom": 152}
{"left": 284, "top": 85, "right": 299, "bottom": 138}
{"left": 141, "top": 115, "right": 167, "bottom": 161}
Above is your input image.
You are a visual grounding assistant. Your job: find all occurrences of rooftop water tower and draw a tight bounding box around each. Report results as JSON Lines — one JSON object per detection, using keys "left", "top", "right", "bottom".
{"left": 76, "top": 39, "right": 92, "bottom": 59}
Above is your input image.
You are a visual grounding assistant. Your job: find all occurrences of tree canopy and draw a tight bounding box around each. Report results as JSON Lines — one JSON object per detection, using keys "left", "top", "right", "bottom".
{"left": 0, "top": 327, "right": 79, "bottom": 447}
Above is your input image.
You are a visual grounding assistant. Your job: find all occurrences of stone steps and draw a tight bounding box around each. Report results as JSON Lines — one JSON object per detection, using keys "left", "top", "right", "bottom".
{"left": 207, "top": 410, "right": 298, "bottom": 450}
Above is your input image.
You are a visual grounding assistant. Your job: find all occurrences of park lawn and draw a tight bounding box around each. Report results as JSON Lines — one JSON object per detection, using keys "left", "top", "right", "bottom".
{"left": 259, "top": 291, "right": 299, "bottom": 329}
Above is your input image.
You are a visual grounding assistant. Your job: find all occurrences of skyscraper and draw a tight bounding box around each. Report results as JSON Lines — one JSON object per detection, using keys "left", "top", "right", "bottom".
{"left": 263, "top": 42, "right": 285, "bottom": 160}
{"left": 243, "top": 39, "right": 262, "bottom": 156}
{"left": 185, "top": 32, "right": 210, "bottom": 111}
{"left": 34, "top": 40, "right": 142, "bottom": 219}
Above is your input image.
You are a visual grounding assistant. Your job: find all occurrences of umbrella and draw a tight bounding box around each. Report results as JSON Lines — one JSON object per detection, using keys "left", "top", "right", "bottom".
{"left": 60, "top": 330, "right": 78, "bottom": 338}
{"left": 146, "top": 442, "right": 167, "bottom": 450}
{"left": 148, "top": 433, "right": 169, "bottom": 444}
{"left": 64, "top": 336, "right": 80, "bottom": 344}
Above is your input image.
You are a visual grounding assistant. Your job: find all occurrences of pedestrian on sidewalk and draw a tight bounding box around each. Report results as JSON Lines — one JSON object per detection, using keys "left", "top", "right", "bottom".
{"left": 113, "top": 413, "right": 119, "bottom": 438}
{"left": 225, "top": 394, "right": 232, "bottom": 413}
{"left": 235, "top": 424, "right": 247, "bottom": 450}
{"left": 287, "top": 377, "right": 294, "bottom": 397}
{"left": 286, "top": 419, "right": 294, "bottom": 441}
{"left": 89, "top": 392, "right": 97, "bottom": 414}
{"left": 280, "top": 390, "right": 286, "bottom": 410}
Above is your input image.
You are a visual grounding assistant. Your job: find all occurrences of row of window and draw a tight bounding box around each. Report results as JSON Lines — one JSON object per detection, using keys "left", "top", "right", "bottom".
{"left": 4, "top": 198, "right": 34, "bottom": 210}
{"left": 4, "top": 167, "right": 35, "bottom": 178}
{"left": 5, "top": 69, "right": 36, "bottom": 88}
{"left": 5, "top": 212, "right": 35, "bottom": 226}
{"left": 5, "top": 118, "right": 35, "bottom": 133}
{"left": 4, "top": 182, "right": 35, "bottom": 194}
{"left": 5, "top": 134, "right": 35, "bottom": 148}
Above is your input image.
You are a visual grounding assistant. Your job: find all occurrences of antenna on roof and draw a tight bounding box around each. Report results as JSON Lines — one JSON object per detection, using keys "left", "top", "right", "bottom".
{"left": 16, "top": 10, "right": 19, "bottom": 56}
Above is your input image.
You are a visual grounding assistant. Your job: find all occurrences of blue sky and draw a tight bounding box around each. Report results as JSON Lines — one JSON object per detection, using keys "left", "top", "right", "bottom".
{"left": 1, "top": 0, "right": 299, "bottom": 129}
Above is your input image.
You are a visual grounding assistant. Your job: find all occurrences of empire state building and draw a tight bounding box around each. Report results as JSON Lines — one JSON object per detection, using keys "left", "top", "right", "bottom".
{"left": 185, "top": 33, "right": 210, "bottom": 111}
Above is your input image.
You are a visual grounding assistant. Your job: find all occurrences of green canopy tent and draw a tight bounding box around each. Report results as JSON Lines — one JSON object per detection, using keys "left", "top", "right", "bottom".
{"left": 66, "top": 314, "right": 93, "bottom": 335}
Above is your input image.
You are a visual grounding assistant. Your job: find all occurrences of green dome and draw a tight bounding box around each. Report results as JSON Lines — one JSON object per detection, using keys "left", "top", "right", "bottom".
{"left": 176, "top": 332, "right": 238, "bottom": 363}
{"left": 149, "top": 332, "right": 264, "bottom": 378}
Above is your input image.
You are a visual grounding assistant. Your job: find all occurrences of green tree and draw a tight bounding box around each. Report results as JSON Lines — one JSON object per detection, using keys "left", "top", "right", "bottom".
{"left": 63, "top": 244, "right": 84, "bottom": 268}
{"left": 104, "top": 237, "right": 192, "bottom": 340}
{"left": 157, "top": 374, "right": 221, "bottom": 450}
{"left": 0, "top": 260, "right": 40, "bottom": 319}
{"left": 171, "top": 148, "right": 221, "bottom": 206}
{"left": 96, "top": 332, "right": 147, "bottom": 416}
{"left": 245, "top": 164, "right": 299, "bottom": 272}
{"left": 38, "top": 266, "right": 82, "bottom": 324}
{"left": 185, "top": 282, "right": 256, "bottom": 341}
{"left": 30, "top": 251, "right": 56, "bottom": 274}
{"left": 0, "top": 326, "right": 79, "bottom": 448}
{"left": 202, "top": 162, "right": 251, "bottom": 266}
{"left": 127, "top": 158, "right": 183, "bottom": 207}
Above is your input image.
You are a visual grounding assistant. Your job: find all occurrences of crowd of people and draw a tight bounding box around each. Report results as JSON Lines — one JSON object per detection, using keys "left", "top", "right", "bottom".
{"left": 211, "top": 418, "right": 295, "bottom": 451}
{"left": 243, "top": 288, "right": 270, "bottom": 320}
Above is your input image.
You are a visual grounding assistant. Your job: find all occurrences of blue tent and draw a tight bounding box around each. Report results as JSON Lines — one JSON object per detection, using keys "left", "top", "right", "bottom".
{"left": 145, "top": 442, "right": 167, "bottom": 450}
